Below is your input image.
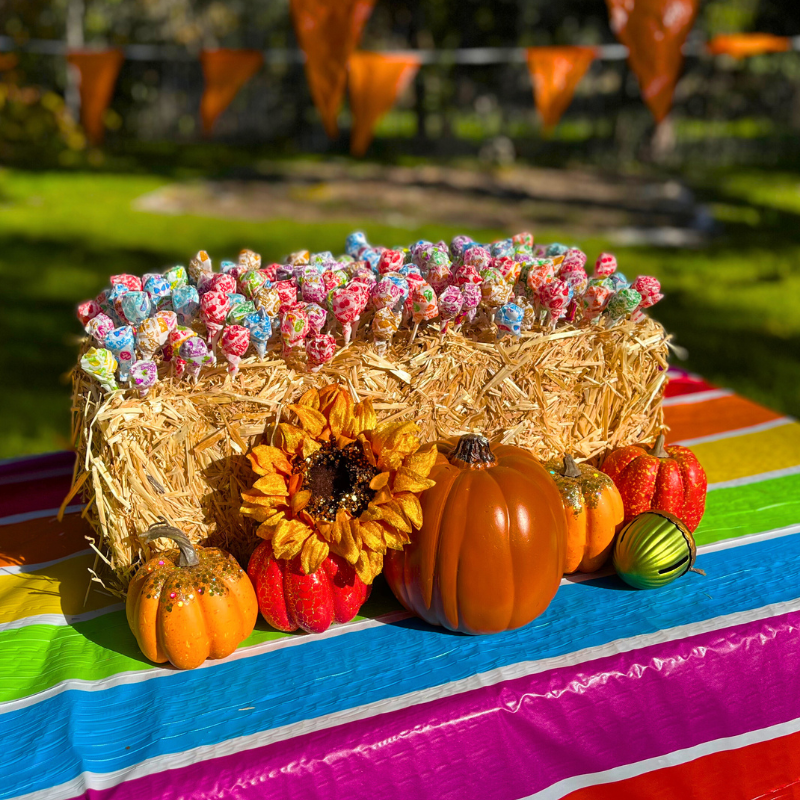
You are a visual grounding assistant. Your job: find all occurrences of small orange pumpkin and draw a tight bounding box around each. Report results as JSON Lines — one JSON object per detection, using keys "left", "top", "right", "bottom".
{"left": 545, "top": 455, "right": 625, "bottom": 574}
{"left": 126, "top": 523, "right": 258, "bottom": 670}
{"left": 384, "top": 434, "right": 566, "bottom": 635}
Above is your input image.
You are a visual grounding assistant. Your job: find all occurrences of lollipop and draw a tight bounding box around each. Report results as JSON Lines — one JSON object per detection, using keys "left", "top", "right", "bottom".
{"left": 561, "top": 248, "right": 587, "bottom": 271}
{"left": 143, "top": 275, "right": 172, "bottom": 312}
{"left": 330, "top": 285, "right": 362, "bottom": 345}
{"left": 274, "top": 280, "right": 298, "bottom": 312}
{"left": 179, "top": 337, "right": 216, "bottom": 384}
{"left": 301, "top": 273, "right": 327, "bottom": 306}
{"left": 286, "top": 250, "right": 310, "bottom": 267}
{"left": 512, "top": 231, "right": 534, "bottom": 248}
{"left": 110, "top": 274, "right": 142, "bottom": 292}
{"left": 456, "top": 282, "right": 482, "bottom": 329}
{"left": 221, "top": 325, "right": 251, "bottom": 378}
{"left": 210, "top": 273, "right": 237, "bottom": 296}
{"left": 187, "top": 250, "right": 213, "bottom": 285}
{"left": 196, "top": 271, "right": 217, "bottom": 295}
{"left": 77, "top": 300, "right": 100, "bottom": 327}
{"left": 608, "top": 272, "right": 629, "bottom": 292}
{"left": 453, "top": 263, "right": 482, "bottom": 288}
{"left": 559, "top": 265, "right": 589, "bottom": 297}
{"left": 371, "top": 277, "right": 404, "bottom": 311}
{"left": 437, "top": 285, "right": 464, "bottom": 339}
{"left": 168, "top": 327, "right": 196, "bottom": 378}
{"left": 450, "top": 234, "right": 474, "bottom": 260}
{"left": 280, "top": 306, "right": 310, "bottom": 357}
{"left": 227, "top": 300, "right": 257, "bottom": 326}
{"left": 240, "top": 269, "right": 269, "bottom": 300}
{"left": 546, "top": 243, "right": 569, "bottom": 258}
{"left": 594, "top": 252, "right": 617, "bottom": 277}
{"left": 630, "top": 276, "right": 664, "bottom": 321}
{"left": 463, "top": 246, "right": 492, "bottom": 273}
{"left": 605, "top": 288, "right": 642, "bottom": 327}
{"left": 306, "top": 333, "right": 337, "bottom": 372}
{"left": 105, "top": 326, "right": 136, "bottom": 382}
{"left": 220, "top": 260, "right": 237, "bottom": 274}
{"left": 345, "top": 231, "right": 368, "bottom": 257}
{"left": 490, "top": 240, "right": 514, "bottom": 259}
{"left": 254, "top": 285, "right": 281, "bottom": 320}
{"left": 85, "top": 313, "right": 114, "bottom": 347}
{"left": 130, "top": 360, "right": 158, "bottom": 399}
{"left": 537, "top": 279, "right": 573, "bottom": 329}
{"left": 517, "top": 297, "right": 538, "bottom": 331}
{"left": 493, "top": 256, "right": 521, "bottom": 286}
{"left": 303, "top": 303, "right": 327, "bottom": 335}
{"left": 376, "top": 249, "right": 404, "bottom": 276}
{"left": 80, "top": 348, "right": 118, "bottom": 393}
{"left": 120, "top": 291, "right": 152, "bottom": 328}
{"left": 244, "top": 311, "right": 272, "bottom": 359}
{"left": 409, "top": 282, "right": 438, "bottom": 343}
{"left": 109, "top": 284, "right": 130, "bottom": 324}
{"left": 261, "top": 263, "right": 280, "bottom": 282}
{"left": 172, "top": 285, "right": 200, "bottom": 326}
{"left": 95, "top": 289, "right": 116, "bottom": 322}
{"left": 239, "top": 249, "right": 262, "bottom": 270}
{"left": 200, "top": 291, "right": 230, "bottom": 346}
{"left": 495, "top": 302, "right": 525, "bottom": 340}
{"left": 227, "top": 293, "right": 247, "bottom": 308}
{"left": 163, "top": 265, "right": 188, "bottom": 291}
{"left": 581, "top": 284, "right": 613, "bottom": 322}
{"left": 137, "top": 317, "right": 167, "bottom": 360}
{"left": 481, "top": 269, "right": 512, "bottom": 309}
{"left": 371, "top": 307, "right": 401, "bottom": 355}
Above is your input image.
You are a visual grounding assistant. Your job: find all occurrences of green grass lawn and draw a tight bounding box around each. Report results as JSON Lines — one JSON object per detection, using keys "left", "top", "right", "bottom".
{"left": 0, "top": 164, "right": 799, "bottom": 459}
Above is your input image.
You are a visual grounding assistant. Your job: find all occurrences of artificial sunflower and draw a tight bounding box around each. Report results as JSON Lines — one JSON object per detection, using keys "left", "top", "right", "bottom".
{"left": 240, "top": 383, "right": 437, "bottom": 584}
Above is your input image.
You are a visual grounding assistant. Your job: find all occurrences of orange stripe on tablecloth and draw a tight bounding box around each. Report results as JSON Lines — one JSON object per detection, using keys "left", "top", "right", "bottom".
{"left": 0, "top": 513, "right": 93, "bottom": 567}
{"left": 663, "top": 393, "right": 782, "bottom": 445}
{"left": 563, "top": 727, "right": 800, "bottom": 800}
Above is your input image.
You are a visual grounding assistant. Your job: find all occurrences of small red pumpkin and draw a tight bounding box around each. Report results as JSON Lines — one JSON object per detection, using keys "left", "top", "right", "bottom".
{"left": 247, "top": 539, "right": 370, "bottom": 634}
{"left": 601, "top": 433, "right": 707, "bottom": 531}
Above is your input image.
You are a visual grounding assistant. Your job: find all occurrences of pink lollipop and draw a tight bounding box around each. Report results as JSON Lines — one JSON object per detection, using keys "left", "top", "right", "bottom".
{"left": 110, "top": 274, "right": 142, "bottom": 292}
{"left": 581, "top": 284, "right": 613, "bottom": 322}
{"left": 301, "top": 274, "right": 327, "bottom": 305}
{"left": 409, "top": 282, "right": 438, "bottom": 343}
{"left": 594, "top": 252, "right": 617, "bottom": 276}
{"left": 377, "top": 249, "right": 404, "bottom": 276}
{"left": 456, "top": 282, "right": 481, "bottom": 329}
{"left": 200, "top": 291, "right": 230, "bottom": 347}
{"left": 306, "top": 333, "right": 337, "bottom": 372}
{"left": 493, "top": 256, "right": 521, "bottom": 286}
{"left": 210, "top": 273, "right": 237, "bottom": 295}
{"left": 261, "top": 263, "right": 280, "bottom": 283}
{"left": 463, "top": 246, "right": 492, "bottom": 272}
{"left": 304, "top": 303, "right": 327, "bottom": 334}
{"left": 221, "top": 325, "right": 250, "bottom": 377}
{"left": 437, "top": 285, "right": 464, "bottom": 339}
{"left": 561, "top": 248, "right": 587, "bottom": 271}
{"left": 538, "top": 279, "right": 572, "bottom": 329}
{"left": 274, "top": 280, "right": 298, "bottom": 312}
{"left": 330, "top": 285, "right": 362, "bottom": 345}
{"left": 453, "top": 264, "right": 482, "bottom": 287}
{"left": 559, "top": 265, "right": 589, "bottom": 296}
{"left": 630, "top": 276, "right": 664, "bottom": 321}
{"left": 85, "top": 313, "right": 114, "bottom": 347}
{"left": 427, "top": 261, "right": 452, "bottom": 294}
{"left": 280, "top": 306, "right": 310, "bottom": 358}
{"left": 77, "top": 300, "right": 101, "bottom": 327}
{"left": 371, "top": 277, "right": 403, "bottom": 311}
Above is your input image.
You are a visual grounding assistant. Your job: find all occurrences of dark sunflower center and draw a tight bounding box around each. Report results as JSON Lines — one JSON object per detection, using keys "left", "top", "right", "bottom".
{"left": 301, "top": 441, "right": 379, "bottom": 522}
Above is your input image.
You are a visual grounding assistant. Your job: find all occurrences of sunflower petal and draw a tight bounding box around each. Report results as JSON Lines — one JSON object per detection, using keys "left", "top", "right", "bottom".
{"left": 241, "top": 504, "right": 283, "bottom": 522}
{"left": 241, "top": 489, "right": 288, "bottom": 507}
{"left": 377, "top": 449, "right": 405, "bottom": 472}
{"left": 376, "top": 502, "right": 412, "bottom": 533}
{"left": 370, "top": 420, "right": 420, "bottom": 459}
{"left": 256, "top": 510, "right": 286, "bottom": 538}
{"left": 300, "top": 534, "right": 329, "bottom": 575}
{"left": 402, "top": 443, "right": 438, "bottom": 479}
{"left": 328, "top": 389, "right": 354, "bottom": 438}
{"left": 252, "top": 474, "right": 290, "bottom": 495}
{"left": 278, "top": 423, "right": 308, "bottom": 456}
{"left": 383, "top": 526, "right": 410, "bottom": 550}
{"left": 359, "top": 521, "right": 387, "bottom": 554}
{"left": 297, "top": 386, "right": 320, "bottom": 410}
{"left": 301, "top": 436, "right": 322, "bottom": 460}
{"left": 369, "top": 472, "right": 391, "bottom": 491}
{"left": 393, "top": 467, "right": 436, "bottom": 493}
{"left": 355, "top": 549, "right": 383, "bottom": 585}
{"left": 372, "top": 486, "right": 394, "bottom": 506}
{"left": 248, "top": 445, "right": 293, "bottom": 476}
{"left": 357, "top": 433, "right": 377, "bottom": 467}
{"left": 394, "top": 492, "right": 423, "bottom": 529}
{"left": 351, "top": 398, "right": 377, "bottom": 436}
{"left": 318, "top": 384, "right": 342, "bottom": 416}
{"left": 291, "top": 489, "right": 312, "bottom": 516}
{"left": 289, "top": 404, "right": 327, "bottom": 438}
{"left": 332, "top": 509, "right": 359, "bottom": 563}
{"left": 272, "top": 519, "right": 313, "bottom": 560}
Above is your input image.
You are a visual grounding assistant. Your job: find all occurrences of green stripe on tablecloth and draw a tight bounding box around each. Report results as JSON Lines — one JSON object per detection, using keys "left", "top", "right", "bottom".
{"left": 694, "top": 473, "right": 800, "bottom": 546}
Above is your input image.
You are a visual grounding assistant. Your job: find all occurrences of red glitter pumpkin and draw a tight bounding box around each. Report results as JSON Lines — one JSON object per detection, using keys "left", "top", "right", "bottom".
{"left": 247, "top": 540, "right": 370, "bottom": 634}
{"left": 601, "top": 433, "right": 707, "bottom": 532}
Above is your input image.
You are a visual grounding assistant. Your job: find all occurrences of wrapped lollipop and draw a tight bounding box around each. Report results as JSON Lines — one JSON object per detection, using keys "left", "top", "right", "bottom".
{"left": 240, "top": 269, "right": 269, "bottom": 300}
{"left": 187, "top": 250, "right": 213, "bottom": 286}
{"left": 383, "top": 273, "right": 410, "bottom": 311}
{"left": 330, "top": 285, "right": 362, "bottom": 345}
{"left": 561, "top": 248, "right": 587, "bottom": 271}
{"left": 200, "top": 291, "right": 230, "bottom": 346}
{"left": 408, "top": 282, "right": 438, "bottom": 343}
{"left": 227, "top": 293, "right": 247, "bottom": 308}
{"left": 546, "top": 243, "right": 569, "bottom": 258}
{"left": 453, "top": 263, "right": 483, "bottom": 288}
{"left": 280, "top": 306, "right": 310, "bottom": 357}
{"left": 244, "top": 311, "right": 272, "bottom": 359}
{"left": 221, "top": 325, "right": 251, "bottom": 378}
{"left": 109, "top": 284, "right": 130, "bottom": 324}
{"left": 490, "top": 240, "right": 514, "bottom": 259}
{"left": 179, "top": 337, "right": 216, "bottom": 384}
{"left": 130, "top": 360, "right": 158, "bottom": 399}
{"left": 274, "top": 280, "right": 298, "bottom": 312}
{"left": 163, "top": 265, "right": 188, "bottom": 291}
{"left": 227, "top": 300, "right": 257, "bottom": 326}
{"left": 493, "top": 256, "right": 521, "bottom": 286}
{"left": 437, "top": 285, "right": 464, "bottom": 339}
{"left": 171, "top": 285, "right": 199, "bottom": 326}
{"left": 630, "top": 276, "right": 663, "bottom": 321}
{"left": 143, "top": 275, "right": 172, "bottom": 312}
{"left": 516, "top": 297, "right": 538, "bottom": 331}
{"left": 372, "top": 306, "right": 402, "bottom": 355}
{"left": 77, "top": 300, "right": 101, "bottom": 327}
{"left": 450, "top": 234, "right": 474, "bottom": 261}
{"left": 538, "top": 279, "right": 573, "bottom": 329}
{"left": 95, "top": 289, "right": 116, "bottom": 322}
{"left": 306, "top": 333, "right": 337, "bottom": 372}
{"left": 605, "top": 288, "right": 642, "bottom": 327}
{"left": 110, "top": 274, "right": 142, "bottom": 292}
{"left": 239, "top": 249, "right": 261, "bottom": 270}
{"left": 495, "top": 302, "right": 525, "bottom": 340}
{"left": 559, "top": 265, "right": 589, "bottom": 317}
{"left": 377, "top": 249, "right": 404, "bottom": 275}
{"left": 168, "top": 327, "right": 196, "bottom": 378}
{"left": 137, "top": 317, "right": 167, "bottom": 360}
{"left": 371, "top": 276, "right": 404, "bottom": 312}
{"left": 210, "top": 273, "right": 237, "bottom": 296}
{"left": 608, "top": 273, "right": 629, "bottom": 292}
{"left": 286, "top": 250, "right": 310, "bottom": 267}
{"left": 196, "top": 271, "right": 217, "bottom": 295}
{"left": 581, "top": 283, "right": 613, "bottom": 322}
{"left": 455, "top": 282, "right": 482, "bottom": 329}
{"left": 105, "top": 326, "right": 136, "bottom": 382}
{"left": 80, "top": 348, "right": 118, "bottom": 393}
{"left": 345, "top": 231, "right": 368, "bottom": 257}
{"left": 304, "top": 303, "right": 327, "bottom": 335}
{"left": 481, "top": 269, "right": 512, "bottom": 310}
{"left": 86, "top": 313, "right": 114, "bottom": 347}
{"left": 220, "top": 260, "right": 237, "bottom": 274}
{"left": 463, "top": 246, "right": 492, "bottom": 273}
{"left": 253, "top": 285, "right": 281, "bottom": 320}
{"left": 120, "top": 291, "right": 152, "bottom": 328}
{"left": 512, "top": 231, "right": 534, "bottom": 248}
{"left": 301, "top": 273, "right": 327, "bottom": 306}
{"left": 594, "top": 252, "right": 617, "bottom": 277}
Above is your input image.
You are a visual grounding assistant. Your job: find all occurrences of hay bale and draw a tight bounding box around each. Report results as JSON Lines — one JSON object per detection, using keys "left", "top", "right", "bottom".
{"left": 70, "top": 316, "right": 668, "bottom": 595}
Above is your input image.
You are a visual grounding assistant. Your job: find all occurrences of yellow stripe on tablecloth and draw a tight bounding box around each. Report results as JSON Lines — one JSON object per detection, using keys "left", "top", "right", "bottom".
{"left": 689, "top": 422, "right": 800, "bottom": 485}
{"left": 0, "top": 553, "right": 118, "bottom": 625}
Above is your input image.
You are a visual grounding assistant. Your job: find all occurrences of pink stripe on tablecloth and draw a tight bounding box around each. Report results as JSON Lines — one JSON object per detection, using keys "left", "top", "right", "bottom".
{"left": 72, "top": 608, "right": 800, "bottom": 800}
{"left": 664, "top": 368, "right": 716, "bottom": 398}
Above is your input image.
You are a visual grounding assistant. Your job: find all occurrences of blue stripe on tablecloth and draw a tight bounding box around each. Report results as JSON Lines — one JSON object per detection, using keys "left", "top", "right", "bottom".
{"left": 3, "top": 532, "right": 800, "bottom": 800}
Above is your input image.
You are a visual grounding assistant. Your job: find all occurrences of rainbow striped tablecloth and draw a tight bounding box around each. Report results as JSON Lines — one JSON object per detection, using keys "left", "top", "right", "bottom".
{"left": 2, "top": 370, "right": 800, "bottom": 800}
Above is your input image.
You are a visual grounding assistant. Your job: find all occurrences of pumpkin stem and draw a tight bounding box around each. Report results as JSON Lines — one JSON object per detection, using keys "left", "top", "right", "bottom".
{"left": 450, "top": 434, "right": 497, "bottom": 469}
{"left": 650, "top": 433, "right": 669, "bottom": 459}
{"left": 690, "top": 567, "right": 706, "bottom": 576}
{"left": 562, "top": 455, "right": 582, "bottom": 479}
{"left": 144, "top": 520, "right": 200, "bottom": 568}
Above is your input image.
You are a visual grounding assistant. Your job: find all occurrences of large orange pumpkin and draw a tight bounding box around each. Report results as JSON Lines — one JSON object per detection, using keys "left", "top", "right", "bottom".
{"left": 384, "top": 434, "right": 566, "bottom": 635}
{"left": 126, "top": 523, "right": 258, "bottom": 670}
{"left": 545, "top": 455, "right": 625, "bottom": 574}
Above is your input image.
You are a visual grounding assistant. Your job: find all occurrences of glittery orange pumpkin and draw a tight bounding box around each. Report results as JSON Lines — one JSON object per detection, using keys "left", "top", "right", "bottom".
{"left": 545, "top": 455, "right": 625, "bottom": 574}
{"left": 126, "top": 523, "right": 258, "bottom": 670}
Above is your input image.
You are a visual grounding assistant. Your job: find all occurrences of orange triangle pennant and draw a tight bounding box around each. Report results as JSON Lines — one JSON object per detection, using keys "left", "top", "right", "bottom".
{"left": 606, "top": 0, "right": 699, "bottom": 123}
{"left": 526, "top": 46, "right": 596, "bottom": 129}
{"left": 348, "top": 52, "right": 420, "bottom": 156}
{"left": 707, "top": 33, "right": 791, "bottom": 59}
{"left": 200, "top": 49, "right": 264, "bottom": 134}
{"left": 291, "top": 0, "right": 376, "bottom": 139}
{"left": 66, "top": 49, "right": 124, "bottom": 145}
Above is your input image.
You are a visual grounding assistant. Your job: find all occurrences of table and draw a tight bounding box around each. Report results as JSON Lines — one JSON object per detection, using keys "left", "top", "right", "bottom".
{"left": 2, "top": 370, "right": 800, "bottom": 800}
